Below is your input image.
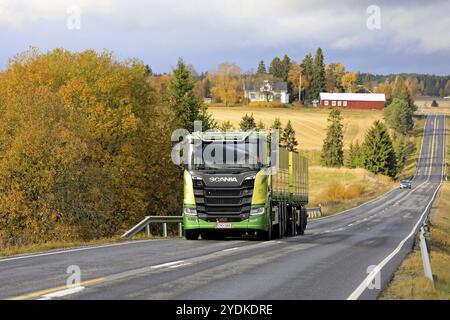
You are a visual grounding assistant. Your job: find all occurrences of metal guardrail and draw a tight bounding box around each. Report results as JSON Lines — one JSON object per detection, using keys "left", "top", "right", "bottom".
{"left": 121, "top": 216, "right": 183, "bottom": 239}
{"left": 123, "top": 207, "right": 322, "bottom": 239}
{"left": 306, "top": 207, "right": 322, "bottom": 219}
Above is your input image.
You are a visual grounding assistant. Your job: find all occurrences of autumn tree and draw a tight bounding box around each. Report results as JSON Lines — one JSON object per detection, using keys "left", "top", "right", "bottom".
{"left": 0, "top": 48, "right": 182, "bottom": 246}
{"left": 341, "top": 72, "right": 359, "bottom": 93}
{"left": 210, "top": 63, "right": 242, "bottom": 106}
{"left": 325, "top": 63, "right": 345, "bottom": 92}
{"left": 320, "top": 108, "right": 344, "bottom": 167}
{"left": 384, "top": 98, "right": 413, "bottom": 135}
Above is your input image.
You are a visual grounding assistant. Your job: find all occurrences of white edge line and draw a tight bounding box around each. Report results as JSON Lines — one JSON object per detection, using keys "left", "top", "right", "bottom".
{"left": 0, "top": 239, "right": 160, "bottom": 263}
{"left": 168, "top": 262, "right": 192, "bottom": 269}
{"left": 347, "top": 114, "right": 445, "bottom": 300}
{"left": 39, "top": 286, "right": 85, "bottom": 300}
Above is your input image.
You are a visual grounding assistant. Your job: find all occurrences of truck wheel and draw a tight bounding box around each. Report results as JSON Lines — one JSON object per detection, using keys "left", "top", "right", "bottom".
{"left": 290, "top": 207, "right": 297, "bottom": 237}
{"left": 297, "top": 206, "right": 306, "bottom": 235}
{"left": 185, "top": 230, "right": 199, "bottom": 240}
{"left": 259, "top": 217, "right": 272, "bottom": 241}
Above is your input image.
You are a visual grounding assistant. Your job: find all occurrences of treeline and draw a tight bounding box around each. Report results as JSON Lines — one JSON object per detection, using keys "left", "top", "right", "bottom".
{"left": 148, "top": 49, "right": 449, "bottom": 107}
{"left": 362, "top": 73, "right": 450, "bottom": 97}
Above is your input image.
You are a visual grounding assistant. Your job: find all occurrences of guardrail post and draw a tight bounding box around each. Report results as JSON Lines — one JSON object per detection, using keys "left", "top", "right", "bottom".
{"left": 419, "top": 227, "right": 434, "bottom": 285}
{"left": 163, "top": 223, "right": 167, "bottom": 238}
{"left": 145, "top": 224, "right": 150, "bottom": 237}
{"left": 178, "top": 222, "right": 183, "bottom": 238}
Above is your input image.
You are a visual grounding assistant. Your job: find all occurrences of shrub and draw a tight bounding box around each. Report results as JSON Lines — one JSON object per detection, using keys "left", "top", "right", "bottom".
{"left": 248, "top": 101, "right": 287, "bottom": 108}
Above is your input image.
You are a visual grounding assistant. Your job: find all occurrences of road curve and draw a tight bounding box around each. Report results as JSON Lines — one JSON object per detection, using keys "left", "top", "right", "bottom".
{"left": 0, "top": 114, "right": 446, "bottom": 300}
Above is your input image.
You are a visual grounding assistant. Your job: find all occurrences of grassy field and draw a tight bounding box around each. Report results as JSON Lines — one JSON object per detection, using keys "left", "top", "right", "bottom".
{"left": 308, "top": 166, "right": 395, "bottom": 216}
{"left": 209, "top": 105, "right": 383, "bottom": 150}
{"left": 416, "top": 96, "right": 450, "bottom": 115}
{"left": 382, "top": 115, "right": 449, "bottom": 300}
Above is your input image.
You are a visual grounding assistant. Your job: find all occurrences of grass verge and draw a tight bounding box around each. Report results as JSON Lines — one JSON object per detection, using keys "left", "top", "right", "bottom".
{"left": 308, "top": 166, "right": 396, "bottom": 216}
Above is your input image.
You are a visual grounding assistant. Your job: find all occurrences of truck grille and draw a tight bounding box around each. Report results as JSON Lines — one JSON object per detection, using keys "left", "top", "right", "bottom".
{"left": 194, "top": 180, "right": 254, "bottom": 215}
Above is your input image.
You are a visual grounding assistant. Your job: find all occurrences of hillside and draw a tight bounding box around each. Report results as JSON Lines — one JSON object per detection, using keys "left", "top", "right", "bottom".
{"left": 209, "top": 106, "right": 383, "bottom": 150}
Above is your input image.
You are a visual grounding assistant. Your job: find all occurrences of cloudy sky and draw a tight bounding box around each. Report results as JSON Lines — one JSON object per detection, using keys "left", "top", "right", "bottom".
{"left": 1, "top": 0, "right": 449, "bottom": 75}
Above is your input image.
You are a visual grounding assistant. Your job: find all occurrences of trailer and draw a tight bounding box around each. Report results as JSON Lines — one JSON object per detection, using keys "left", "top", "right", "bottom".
{"left": 181, "top": 131, "right": 308, "bottom": 240}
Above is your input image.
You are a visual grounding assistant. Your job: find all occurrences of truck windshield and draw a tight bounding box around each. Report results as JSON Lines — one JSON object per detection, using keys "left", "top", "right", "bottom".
{"left": 187, "top": 141, "right": 266, "bottom": 170}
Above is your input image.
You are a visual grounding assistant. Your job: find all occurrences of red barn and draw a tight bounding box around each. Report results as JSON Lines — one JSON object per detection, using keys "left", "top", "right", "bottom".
{"left": 319, "top": 93, "right": 386, "bottom": 110}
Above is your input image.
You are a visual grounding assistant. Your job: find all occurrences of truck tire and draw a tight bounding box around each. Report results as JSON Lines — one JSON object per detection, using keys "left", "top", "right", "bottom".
{"left": 185, "top": 230, "right": 199, "bottom": 240}
{"left": 290, "top": 207, "right": 297, "bottom": 237}
{"left": 259, "top": 215, "right": 272, "bottom": 241}
{"left": 297, "top": 206, "right": 306, "bottom": 235}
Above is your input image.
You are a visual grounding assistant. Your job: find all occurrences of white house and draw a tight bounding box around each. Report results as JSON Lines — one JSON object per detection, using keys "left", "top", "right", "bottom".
{"left": 244, "top": 80, "right": 289, "bottom": 103}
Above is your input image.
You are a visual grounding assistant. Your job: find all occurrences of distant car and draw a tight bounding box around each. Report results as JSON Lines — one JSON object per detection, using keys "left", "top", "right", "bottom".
{"left": 399, "top": 180, "right": 412, "bottom": 189}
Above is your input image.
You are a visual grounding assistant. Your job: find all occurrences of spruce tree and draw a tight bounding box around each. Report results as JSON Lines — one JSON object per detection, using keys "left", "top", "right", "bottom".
{"left": 239, "top": 113, "right": 256, "bottom": 131}
{"left": 269, "top": 118, "right": 283, "bottom": 145}
{"left": 166, "top": 58, "right": 215, "bottom": 132}
{"left": 392, "top": 76, "right": 416, "bottom": 111}
{"left": 310, "top": 48, "right": 326, "bottom": 101}
{"left": 320, "top": 108, "right": 344, "bottom": 167}
{"left": 256, "top": 120, "right": 266, "bottom": 131}
{"left": 301, "top": 54, "right": 314, "bottom": 103}
{"left": 345, "top": 141, "right": 363, "bottom": 168}
{"left": 281, "top": 54, "right": 291, "bottom": 82}
{"left": 361, "top": 120, "right": 397, "bottom": 177}
{"left": 281, "top": 120, "right": 299, "bottom": 152}
{"left": 269, "top": 57, "right": 283, "bottom": 79}
{"left": 257, "top": 60, "right": 267, "bottom": 75}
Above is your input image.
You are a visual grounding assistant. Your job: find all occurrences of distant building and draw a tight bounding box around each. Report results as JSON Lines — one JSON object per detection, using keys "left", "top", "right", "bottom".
{"left": 244, "top": 79, "right": 289, "bottom": 103}
{"left": 319, "top": 93, "right": 386, "bottom": 110}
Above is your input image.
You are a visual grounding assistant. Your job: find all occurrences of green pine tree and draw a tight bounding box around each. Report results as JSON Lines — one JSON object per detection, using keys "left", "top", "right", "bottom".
{"left": 256, "top": 120, "right": 266, "bottom": 131}
{"left": 281, "top": 54, "right": 291, "bottom": 82}
{"left": 320, "top": 108, "right": 344, "bottom": 167}
{"left": 384, "top": 98, "right": 413, "bottom": 134}
{"left": 269, "top": 57, "right": 283, "bottom": 79}
{"left": 310, "top": 48, "right": 326, "bottom": 101}
{"left": 166, "top": 58, "right": 216, "bottom": 132}
{"left": 269, "top": 117, "right": 283, "bottom": 145}
{"left": 392, "top": 76, "right": 416, "bottom": 111}
{"left": 257, "top": 60, "right": 267, "bottom": 75}
{"left": 361, "top": 120, "right": 397, "bottom": 177}
{"left": 345, "top": 141, "right": 363, "bottom": 168}
{"left": 219, "top": 120, "right": 234, "bottom": 132}
{"left": 301, "top": 54, "right": 314, "bottom": 103}
{"left": 239, "top": 113, "right": 256, "bottom": 131}
{"left": 281, "top": 120, "right": 298, "bottom": 152}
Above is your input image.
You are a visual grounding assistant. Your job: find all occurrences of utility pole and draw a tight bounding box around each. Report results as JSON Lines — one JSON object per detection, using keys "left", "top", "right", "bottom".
{"left": 299, "top": 68, "right": 302, "bottom": 103}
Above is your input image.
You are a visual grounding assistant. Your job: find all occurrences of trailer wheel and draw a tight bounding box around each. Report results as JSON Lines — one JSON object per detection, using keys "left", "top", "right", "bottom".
{"left": 290, "top": 207, "right": 297, "bottom": 237}
{"left": 185, "top": 230, "right": 199, "bottom": 240}
{"left": 297, "top": 206, "right": 306, "bottom": 235}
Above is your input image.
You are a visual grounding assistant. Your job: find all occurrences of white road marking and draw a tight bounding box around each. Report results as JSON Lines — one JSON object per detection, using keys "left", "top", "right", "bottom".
{"left": 168, "top": 263, "right": 192, "bottom": 269}
{"left": 222, "top": 247, "right": 239, "bottom": 252}
{"left": 150, "top": 260, "right": 185, "bottom": 269}
{"left": 347, "top": 115, "right": 445, "bottom": 300}
{"left": 0, "top": 239, "right": 160, "bottom": 263}
{"left": 38, "top": 286, "right": 85, "bottom": 300}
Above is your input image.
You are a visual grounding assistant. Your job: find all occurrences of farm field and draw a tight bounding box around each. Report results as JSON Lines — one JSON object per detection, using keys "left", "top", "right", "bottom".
{"left": 209, "top": 105, "right": 383, "bottom": 150}
{"left": 416, "top": 96, "right": 450, "bottom": 115}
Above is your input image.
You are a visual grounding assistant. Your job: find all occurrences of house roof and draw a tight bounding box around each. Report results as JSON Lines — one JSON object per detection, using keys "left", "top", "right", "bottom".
{"left": 245, "top": 80, "right": 288, "bottom": 92}
{"left": 319, "top": 93, "right": 386, "bottom": 102}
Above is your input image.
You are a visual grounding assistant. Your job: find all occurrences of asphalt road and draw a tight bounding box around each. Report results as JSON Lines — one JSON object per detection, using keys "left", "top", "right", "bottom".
{"left": 0, "top": 114, "right": 446, "bottom": 300}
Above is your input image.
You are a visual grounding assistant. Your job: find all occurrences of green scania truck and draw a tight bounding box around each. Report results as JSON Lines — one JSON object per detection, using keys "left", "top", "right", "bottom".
{"left": 181, "top": 131, "right": 308, "bottom": 240}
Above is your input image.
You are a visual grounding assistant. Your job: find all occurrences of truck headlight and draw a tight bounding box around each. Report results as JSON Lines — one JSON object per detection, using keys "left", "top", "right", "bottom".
{"left": 183, "top": 207, "right": 197, "bottom": 215}
{"left": 250, "top": 207, "right": 265, "bottom": 215}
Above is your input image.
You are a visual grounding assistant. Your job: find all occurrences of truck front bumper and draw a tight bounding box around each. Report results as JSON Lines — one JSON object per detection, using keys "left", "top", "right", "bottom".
{"left": 183, "top": 214, "right": 269, "bottom": 232}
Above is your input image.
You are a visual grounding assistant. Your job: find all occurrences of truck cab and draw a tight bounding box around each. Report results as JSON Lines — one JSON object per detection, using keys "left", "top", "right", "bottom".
{"left": 180, "top": 131, "right": 308, "bottom": 240}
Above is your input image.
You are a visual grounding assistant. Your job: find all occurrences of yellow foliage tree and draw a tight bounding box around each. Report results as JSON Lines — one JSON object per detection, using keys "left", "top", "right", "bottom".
{"left": 209, "top": 63, "right": 242, "bottom": 106}
{"left": 341, "top": 72, "right": 359, "bottom": 93}
{"left": 0, "top": 48, "right": 181, "bottom": 246}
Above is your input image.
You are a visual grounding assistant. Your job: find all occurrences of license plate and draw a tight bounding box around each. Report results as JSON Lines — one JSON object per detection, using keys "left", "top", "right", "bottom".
{"left": 215, "top": 223, "right": 232, "bottom": 229}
